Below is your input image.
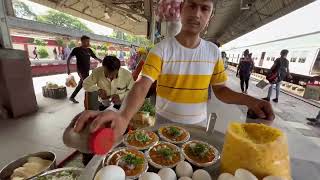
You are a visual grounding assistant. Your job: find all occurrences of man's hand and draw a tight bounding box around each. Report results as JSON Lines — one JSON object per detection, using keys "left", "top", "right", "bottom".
{"left": 247, "top": 98, "right": 275, "bottom": 122}
{"left": 67, "top": 69, "right": 71, "bottom": 75}
{"left": 212, "top": 85, "right": 275, "bottom": 124}
{"left": 98, "top": 89, "right": 108, "bottom": 100}
{"left": 288, "top": 74, "right": 293, "bottom": 79}
{"left": 74, "top": 110, "right": 129, "bottom": 140}
{"left": 111, "top": 94, "right": 121, "bottom": 105}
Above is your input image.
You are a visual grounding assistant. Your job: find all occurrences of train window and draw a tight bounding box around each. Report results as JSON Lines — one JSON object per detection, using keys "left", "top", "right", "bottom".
{"left": 267, "top": 57, "right": 270, "bottom": 61}
{"left": 290, "top": 57, "right": 297, "bottom": 62}
{"left": 298, "top": 57, "right": 306, "bottom": 63}
{"left": 271, "top": 57, "right": 275, "bottom": 61}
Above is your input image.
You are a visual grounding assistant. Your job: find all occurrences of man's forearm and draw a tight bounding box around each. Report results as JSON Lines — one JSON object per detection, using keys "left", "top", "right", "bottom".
{"left": 212, "top": 85, "right": 254, "bottom": 106}
{"left": 119, "top": 78, "right": 152, "bottom": 123}
{"left": 95, "top": 58, "right": 102, "bottom": 63}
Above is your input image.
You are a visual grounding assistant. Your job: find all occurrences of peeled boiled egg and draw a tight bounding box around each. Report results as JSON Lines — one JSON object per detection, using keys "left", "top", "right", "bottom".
{"left": 94, "top": 165, "right": 125, "bottom": 180}
{"left": 176, "top": 161, "right": 193, "bottom": 177}
{"left": 263, "top": 176, "right": 286, "bottom": 180}
{"left": 139, "top": 172, "right": 161, "bottom": 180}
{"left": 192, "top": 169, "right": 211, "bottom": 180}
{"left": 179, "top": 177, "right": 192, "bottom": 180}
{"left": 235, "top": 169, "right": 258, "bottom": 180}
{"left": 218, "top": 173, "right": 238, "bottom": 180}
{"left": 158, "top": 168, "right": 177, "bottom": 180}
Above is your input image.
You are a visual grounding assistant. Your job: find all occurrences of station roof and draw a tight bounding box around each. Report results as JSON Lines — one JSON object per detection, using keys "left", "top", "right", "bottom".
{"left": 29, "top": 0, "right": 315, "bottom": 44}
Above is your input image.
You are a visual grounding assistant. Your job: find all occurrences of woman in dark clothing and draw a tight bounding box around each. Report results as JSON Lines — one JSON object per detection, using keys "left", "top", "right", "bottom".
{"left": 237, "top": 49, "right": 254, "bottom": 94}
{"left": 263, "top": 49, "right": 291, "bottom": 103}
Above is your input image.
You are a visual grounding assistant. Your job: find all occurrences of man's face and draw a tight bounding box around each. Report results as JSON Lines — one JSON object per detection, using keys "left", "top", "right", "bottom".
{"left": 81, "top": 39, "right": 90, "bottom": 47}
{"left": 104, "top": 68, "right": 118, "bottom": 81}
{"left": 180, "top": 0, "right": 214, "bottom": 35}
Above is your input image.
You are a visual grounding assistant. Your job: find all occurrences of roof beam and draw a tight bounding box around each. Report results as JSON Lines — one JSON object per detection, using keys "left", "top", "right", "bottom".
{"left": 6, "top": 16, "right": 139, "bottom": 46}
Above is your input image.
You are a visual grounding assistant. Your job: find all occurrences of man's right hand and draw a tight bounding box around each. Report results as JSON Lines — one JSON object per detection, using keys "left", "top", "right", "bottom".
{"left": 74, "top": 110, "right": 129, "bottom": 140}
{"left": 67, "top": 69, "right": 71, "bottom": 75}
{"left": 98, "top": 89, "right": 108, "bottom": 100}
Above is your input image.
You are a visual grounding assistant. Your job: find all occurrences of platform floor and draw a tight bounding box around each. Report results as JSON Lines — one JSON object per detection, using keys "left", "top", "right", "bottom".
{"left": 0, "top": 71, "right": 319, "bottom": 174}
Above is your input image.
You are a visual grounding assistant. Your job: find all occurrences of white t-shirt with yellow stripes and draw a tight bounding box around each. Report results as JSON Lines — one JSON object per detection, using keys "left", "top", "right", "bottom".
{"left": 141, "top": 37, "right": 227, "bottom": 124}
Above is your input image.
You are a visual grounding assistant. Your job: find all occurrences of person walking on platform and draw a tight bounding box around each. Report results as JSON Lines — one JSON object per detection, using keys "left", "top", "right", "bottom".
{"left": 237, "top": 49, "right": 254, "bottom": 94}
{"left": 67, "top": 35, "right": 102, "bottom": 104}
{"left": 263, "top": 49, "right": 291, "bottom": 103}
{"left": 33, "top": 47, "right": 39, "bottom": 60}
{"left": 222, "top": 51, "right": 228, "bottom": 70}
{"left": 73, "top": 0, "right": 275, "bottom": 141}
{"left": 53, "top": 47, "right": 58, "bottom": 60}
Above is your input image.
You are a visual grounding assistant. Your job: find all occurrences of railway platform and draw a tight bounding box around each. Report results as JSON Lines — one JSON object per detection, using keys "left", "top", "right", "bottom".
{"left": 0, "top": 71, "right": 319, "bottom": 178}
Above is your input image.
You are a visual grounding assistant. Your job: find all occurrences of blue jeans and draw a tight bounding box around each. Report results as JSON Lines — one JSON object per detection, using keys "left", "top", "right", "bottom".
{"left": 267, "top": 82, "right": 281, "bottom": 99}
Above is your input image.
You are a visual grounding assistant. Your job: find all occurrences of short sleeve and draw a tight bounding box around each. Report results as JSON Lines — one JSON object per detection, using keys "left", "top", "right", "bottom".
{"left": 89, "top": 48, "right": 98, "bottom": 59}
{"left": 69, "top": 48, "right": 76, "bottom": 57}
{"left": 140, "top": 46, "right": 163, "bottom": 82}
{"left": 210, "top": 50, "right": 228, "bottom": 85}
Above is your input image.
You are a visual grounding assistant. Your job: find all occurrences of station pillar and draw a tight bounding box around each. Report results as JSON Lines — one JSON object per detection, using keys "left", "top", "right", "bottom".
{"left": 0, "top": 0, "right": 13, "bottom": 48}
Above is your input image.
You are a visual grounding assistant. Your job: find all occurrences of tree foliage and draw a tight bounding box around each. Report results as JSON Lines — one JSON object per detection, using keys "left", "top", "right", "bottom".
{"left": 38, "top": 47, "right": 49, "bottom": 58}
{"left": 12, "top": 0, "right": 36, "bottom": 20}
{"left": 37, "top": 10, "right": 93, "bottom": 33}
{"left": 109, "top": 30, "right": 150, "bottom": 47}
{"left": 33, "top": 38, "right": 47, "bottom": 46}
{"left": 56, "top": 38, "right": 65, "bottom": 47}
{"left": 68, "top": 41, "right": 77, "bottom": 48}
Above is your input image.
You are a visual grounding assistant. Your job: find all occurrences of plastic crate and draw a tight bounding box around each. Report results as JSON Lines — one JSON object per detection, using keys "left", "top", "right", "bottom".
{"left": 42, "top": 86, "right": 67, "bottom": 99}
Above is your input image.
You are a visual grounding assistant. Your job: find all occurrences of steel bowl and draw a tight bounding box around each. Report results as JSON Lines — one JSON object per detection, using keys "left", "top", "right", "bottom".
{"left": 104, "top": 147, "right": 148, "bottom": 179}
{"left": 123, "top": 129, "right": 159, "bottom": 150}
{"left": 0, "top": 151, "right": 56, "bottom": 180}
{"left": 158, "top": 125, "right": 190, "bottom": 144}
{"left": 182, "top": 140, "right": 220, "bottom": 167}
{"left": 32, "top": 167, "right": 83, "bottom": 179}
{"left": 145, "top": 141, "right": 185, "bottom": 169}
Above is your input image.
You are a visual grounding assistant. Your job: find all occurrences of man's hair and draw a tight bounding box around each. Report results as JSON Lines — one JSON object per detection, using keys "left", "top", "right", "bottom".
{"left": 185, "top": 0, "right": 214, "bottom": 4}
{"left": 281, "top": 49, "right": 289, "bottom": 56}
{"left": 102, "top": 56, "right": 121, "bottom": 72}
{"left": 81, "top": 35, "right": 90, "bottom": 41}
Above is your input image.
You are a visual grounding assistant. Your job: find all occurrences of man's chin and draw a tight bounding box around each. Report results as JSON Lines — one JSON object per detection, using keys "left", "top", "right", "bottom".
{"left": 182, "top": 28, "right": 201, "bottom": 35}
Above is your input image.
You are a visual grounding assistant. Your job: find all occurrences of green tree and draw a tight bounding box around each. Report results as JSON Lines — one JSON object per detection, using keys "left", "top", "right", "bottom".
{"left": 110, "top": 30, "right": 124, "bottom": 40}
{"left": 56, "top": 38, "right": 65, "bottom": 47}
{"left": 68, "top": 41, "right": 77, "bottom": 48}
{"left": 12, "top": 0, "right": 36, "bottom": 20}
{"left": 37, "top": 10, "right": 93, "bottom": 33}
{"left": 33, "top": 38, "right": 47, "bottom": 46}
{"left": 38, "top": 47, "right": 49, "bottom": 58}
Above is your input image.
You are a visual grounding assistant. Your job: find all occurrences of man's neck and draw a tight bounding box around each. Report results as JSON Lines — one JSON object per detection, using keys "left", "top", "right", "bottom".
{"left": 175, "top": 31, "right": 201, "bottom": 49}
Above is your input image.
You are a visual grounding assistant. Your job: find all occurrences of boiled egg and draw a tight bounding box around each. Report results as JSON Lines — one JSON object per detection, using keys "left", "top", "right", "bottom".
{"left": 179, "top": 177, "right": 192, "bottom": 180}
{"left": 176, "top": 161, "right": 193, "bottom": 177}
{"left": 192, "top": 169, "right": 211, "bottom": 180}
{"left": 217, "top": 173, "right": 239, "bottom": 180}
{"left": 139, "top": 172, "right": 161, "bottom": 180}
{"left": 158, "top": 168, "right": 177, "bottom": 180}
{"left": 263, "top": 176, "right": 286, "bottom": 180}
{"left": 235, "top": 169, "right": 258, "bottom": 180}
{"left": 94, "top": 165, "right": 125, "bottom": 180}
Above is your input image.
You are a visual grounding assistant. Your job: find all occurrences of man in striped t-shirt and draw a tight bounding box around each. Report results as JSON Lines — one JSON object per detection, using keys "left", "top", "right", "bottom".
{"left": 75, "top": 0, "right": 275, "bottom": 139}
{"left": 141, "top": 37, "right": 227, "bottom": 125}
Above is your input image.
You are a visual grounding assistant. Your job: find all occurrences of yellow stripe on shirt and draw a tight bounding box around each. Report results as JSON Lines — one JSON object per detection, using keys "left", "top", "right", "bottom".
{"left": 211, "top": 59, "right": 228, "bottom": 85}
{"left": 141, "top": 52, "right": 162, "bottom": 81}
{"left": 158, "top": 74, "right": 211, "bottom": 90}
{"left": 157, "top": 86, "right": 208, "bottom": 104}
